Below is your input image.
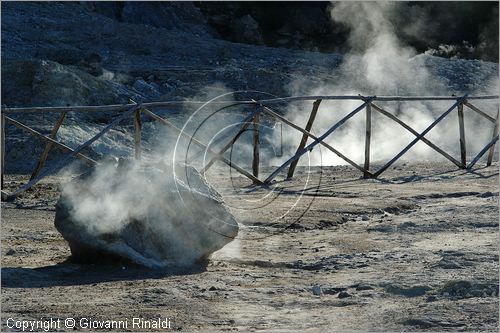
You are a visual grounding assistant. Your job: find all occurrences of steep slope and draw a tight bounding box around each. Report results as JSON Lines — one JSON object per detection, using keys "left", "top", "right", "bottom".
{"left": 1, "top": 1, "right": 498, "bottom": 173}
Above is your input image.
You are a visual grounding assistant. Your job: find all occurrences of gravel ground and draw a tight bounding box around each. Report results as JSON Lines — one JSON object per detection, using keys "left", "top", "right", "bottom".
{"left": 1, "top": 162, "right": 498, "bottom": 331}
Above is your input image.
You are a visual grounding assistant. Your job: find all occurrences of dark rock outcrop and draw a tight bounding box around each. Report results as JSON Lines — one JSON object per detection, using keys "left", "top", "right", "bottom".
{"left": 1, "top": 59, "right": 122, "bottom": 107}
{"left": 82, "top": 1, "right": 214, "bottom": 37}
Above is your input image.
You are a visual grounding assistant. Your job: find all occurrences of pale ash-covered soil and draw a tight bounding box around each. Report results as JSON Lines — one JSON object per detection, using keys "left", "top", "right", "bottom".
{"left": 1, "top": 162, "right": 499, "bottom": 331}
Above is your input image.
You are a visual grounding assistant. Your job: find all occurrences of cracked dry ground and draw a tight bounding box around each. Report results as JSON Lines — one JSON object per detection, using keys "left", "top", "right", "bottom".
{"left": 1, "top": 162, "right": 498, "bottom": 331}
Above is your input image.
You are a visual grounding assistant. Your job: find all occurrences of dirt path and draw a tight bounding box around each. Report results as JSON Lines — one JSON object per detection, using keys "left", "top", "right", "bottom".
{"left": 1, "top": 162, "right": 498, "bottom": 331}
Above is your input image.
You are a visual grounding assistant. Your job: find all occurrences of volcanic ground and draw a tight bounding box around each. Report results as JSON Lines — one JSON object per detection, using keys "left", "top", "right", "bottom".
{"left": 1, "top": 162, "right": 498, "bottom": 331}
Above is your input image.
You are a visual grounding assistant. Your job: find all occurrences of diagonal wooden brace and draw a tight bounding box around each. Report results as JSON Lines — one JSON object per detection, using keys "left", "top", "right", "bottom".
{"left": 200, "top": 106, "right": 261, "bottom": 173}
{"left": 4, "top": 116, "right": 96, "bottom": 166}
{"left": 8, "top": 105, "right": 139, "bottom": 198}
{"left": 370, "top": 103, "right": 463, "bottom": 169}
{"left": 30, "top": 111, "right": 68, "bottom": 180}
{"left": 373, "top": 95, "right": 468, "bottom": 177}
{"left": 468, "top": 134, "right": 499, "bottom": 169}
{"left": 263, "top": 98, "right": 374, "bottom": 184}
{"left": 258, "top": 102, "right": 372, "bottom": 176}
{"left": 140, "top": 107, "right": 263, "bottom": 185}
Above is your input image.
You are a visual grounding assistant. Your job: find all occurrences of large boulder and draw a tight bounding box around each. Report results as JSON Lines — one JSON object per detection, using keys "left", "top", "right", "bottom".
{"left": 55, "top": 160, "right": 238, "bottom": 268}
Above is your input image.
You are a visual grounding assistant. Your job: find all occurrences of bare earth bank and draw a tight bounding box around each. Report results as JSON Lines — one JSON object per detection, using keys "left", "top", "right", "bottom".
{"left": 1, "top": 162, "right": 499, "bottom": 331}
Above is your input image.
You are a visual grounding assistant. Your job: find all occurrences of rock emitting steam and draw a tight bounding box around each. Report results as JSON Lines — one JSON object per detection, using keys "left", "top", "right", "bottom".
{"left": 55, "top": 158, "right": 239, "bottom": 268}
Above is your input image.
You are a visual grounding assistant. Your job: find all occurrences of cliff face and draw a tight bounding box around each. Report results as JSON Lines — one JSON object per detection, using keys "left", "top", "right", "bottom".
{"left": 1, "top": 1, "right": 341, "bottom": 107}
{"left": 1, "top": 1, "right": 498, "bottom": 108}
{"left": 78, "top": 2, "right": 500, "bottom": 61}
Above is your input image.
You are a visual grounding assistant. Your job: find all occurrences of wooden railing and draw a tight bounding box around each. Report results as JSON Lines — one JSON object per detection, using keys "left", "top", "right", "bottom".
{"left": 1, "top": 94, "right": 498, "bottom": 199}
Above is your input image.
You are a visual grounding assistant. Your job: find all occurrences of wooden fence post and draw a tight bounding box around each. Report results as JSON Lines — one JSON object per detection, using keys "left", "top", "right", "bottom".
{"left": 140, "top": 107, "right": 262, "bottom": 185}
{"left": 487, "top": 109, "right": 499, "bottom": 166}
{"left": 4, "top": 116, "right": 96, "bottom": 166}
{"left": 8, "top": 105, "right": 140, "bottom": 198}
{"left": 1, "top": 115, "right": 5, "bottom": 189}
{"left": 457, "top": 102, "right": 466, "bottom": 167}
{"left": 287, "top": 99, "right": 321, "bottom": 179}
{"left": 134, "top": 108, "right": 142, "bottom": 160}
{"left": 30, "top": 111, "right": 67, "bottom": 180}
{"left": 201, "top": 107, "right": 260, "bottom": 173}
{"left": 252, "top": 111, "right": 260, "bottom": 181}
{"left": 364, "top": 103, "right": 372, "bottom": 178}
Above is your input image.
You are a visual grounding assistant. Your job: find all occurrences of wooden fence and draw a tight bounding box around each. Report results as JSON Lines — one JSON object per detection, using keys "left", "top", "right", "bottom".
{"left": 1, "top": 94, "right": 498, "bottom": 200}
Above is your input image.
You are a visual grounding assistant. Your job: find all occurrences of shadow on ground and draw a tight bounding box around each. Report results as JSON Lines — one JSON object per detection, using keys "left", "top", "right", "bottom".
{"left": 1, "top": 259, "right": 207, "bottom": 288}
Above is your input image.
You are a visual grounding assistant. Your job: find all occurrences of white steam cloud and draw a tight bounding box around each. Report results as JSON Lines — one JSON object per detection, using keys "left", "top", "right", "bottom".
{"left": 56, "top": 158, "right": 239, "bottom": 267}
{"left": 275, "top": 1, "right": 498, "bottom": 168}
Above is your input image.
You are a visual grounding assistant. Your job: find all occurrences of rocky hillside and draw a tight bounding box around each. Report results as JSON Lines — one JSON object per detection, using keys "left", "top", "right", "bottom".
{"left": 1, "top": 1, "right": 498, "bottom": 173}
{"left": 2, "top": 1, "right": 337, "bottom": 108}
{"left": 2, "top": 1, "right": 498, "bottom": 108}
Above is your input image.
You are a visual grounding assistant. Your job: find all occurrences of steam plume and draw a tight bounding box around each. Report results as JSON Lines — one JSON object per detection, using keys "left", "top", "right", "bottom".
{"left": 276, "top": 1, "right": 498, "bottom": 167}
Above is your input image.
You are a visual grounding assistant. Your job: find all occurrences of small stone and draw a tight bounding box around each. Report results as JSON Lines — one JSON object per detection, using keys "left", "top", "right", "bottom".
{"left": 338, "top": 291, "right": 351, "bottom": 299}
{"left": 209, "top": 286, "right": 218, "bottom": 291}
{"left": 311, "top": 285, "right": 322, "bottom": 295}
{"left": 5, "top": 249, "right": 15, "bottom": 255}
{"left": 361, "top": 215, "right": 369, "bottom": 221}
{"left": 399, "top": 221, "right": 417, "bottom": 229}
{"left": 426, "top": 295, "right": 437, "bottom": 302}
{"left": 471, "top": 290, "right": 482, "bottom": 297}
{"left": 355, "top": 284, "right": 373, "bottom": 291}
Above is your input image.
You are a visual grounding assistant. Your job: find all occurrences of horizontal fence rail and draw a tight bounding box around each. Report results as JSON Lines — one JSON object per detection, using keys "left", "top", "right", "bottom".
{"left": 2, "top": 95, "right": 498, "bottom": 114}
{"left": 1, "top": 94, "right": 499, "bottom": 200}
